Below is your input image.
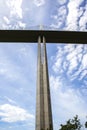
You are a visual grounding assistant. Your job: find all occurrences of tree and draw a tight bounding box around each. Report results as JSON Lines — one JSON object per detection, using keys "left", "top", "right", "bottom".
{"left": 59, "top": 115, "right": 82, "bottom": 130}
{"left": 85, "top": 122, "right": 87, "bottom": 128}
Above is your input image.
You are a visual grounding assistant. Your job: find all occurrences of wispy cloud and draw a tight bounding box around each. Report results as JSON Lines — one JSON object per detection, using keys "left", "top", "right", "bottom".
{"left": 57, "top": 0, "right": 67, "bottom": 5}
{"left": 33, "top": 0, "right": 45, "bottom": 7}
{"left": 0, "top": 0, "right": 27, "bottom": 29}
{"left": 0, "top": 43, "right": 36, "bottom": 125}
{"left": 79, "top": 4, "right": 87, "bottom": 31}
{"left": 50, "top": 44, "right": 87, "bottom": 129}
{"left": 51, "top": 5, "right": 67, "bottom": 29}
{"left": 51, "top": 0, "right": 87, "bottom": 31}
{"left": 6, "top": 0, "right": 23, "bottom": 19}
{"left": 0, "top": 43, "right": 37, "bottom": 82}
{"left": 52, "top": 44, "right": 87, "bottom": 83}
{"left": 3, "top": 16, "right": 10, "bottom": 24}
{"left": 50, "top": 80, "right": 86, "bottom": 113}
{"left": 4, "top": 96, "right": 17, "bottom": 105}
{"left": 65, "top": 0, "right": 82, "bottom": 30}
{"left": 0, "top": 104, "right": 34, "bottom": 123}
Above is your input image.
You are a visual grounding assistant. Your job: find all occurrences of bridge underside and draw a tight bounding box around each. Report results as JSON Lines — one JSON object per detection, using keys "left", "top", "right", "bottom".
{"left": 0, "top": 30, "right": 87, "bottom": 43}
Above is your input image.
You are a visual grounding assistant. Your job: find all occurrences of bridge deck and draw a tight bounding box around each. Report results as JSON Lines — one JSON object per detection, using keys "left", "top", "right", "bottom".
{"left": 0, "top": 30, "right": 87, "bottom": 43}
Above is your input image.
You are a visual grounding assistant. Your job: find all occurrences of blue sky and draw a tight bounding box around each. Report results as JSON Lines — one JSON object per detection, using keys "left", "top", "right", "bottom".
{"left": 0, "top": 0, "right": 87, "bottom": 130}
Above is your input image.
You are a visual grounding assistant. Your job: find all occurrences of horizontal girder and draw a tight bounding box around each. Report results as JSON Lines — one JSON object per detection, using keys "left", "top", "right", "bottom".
{"left": 0, "top": 30, "right": 87, "bottom": 43}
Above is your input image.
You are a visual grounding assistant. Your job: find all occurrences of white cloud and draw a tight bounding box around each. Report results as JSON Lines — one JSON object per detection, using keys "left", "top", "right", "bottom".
{"left": 6, "top": 0, "right": 23, "bottom": 19}
{"left": 64, "top": 44, "right": 76, "bottom": 53}
{"left": 0, "top": 104, "right": 34, "bottom": 123}
{"left": 0, "top": 68, "right": 7, "bottom": 75}
{"left": 79, "top": 4, "right": 87, "bottom": 31}
{"left": 79, "top": 70, "right": 87, "bottom": 80}
{"left": 3, "top": 16, "right": 10, "bottom": 24}
{"left": 68, "top": 57, "right": 78, "bottom": 74}
{"left": 50, "top": 75, "right": 62, "bottom": 90}
{"left": 52, "top": 44, "right": 87, "bottom": 81}
{"left": 0, "top": 63, "right": 21, "bottom": 81}
{"left": 50, "top": 74, "right": 87, "bottom": 130}
{"left": 0, "top": 0, "right": 27, "bottom": 29}
{"left": 51, "top": 1, "right": 87, "bottom": 30}
{"left": 33, "top": 0, "right": 45, "bottom": 7}
{"left": 0, "top": 43, "right": 37, "bottom": 85}
{"left": 81, "top": 53, "right": 87, "bottom": 69}
{"left": 50, "top": 5, "right": 67, "bottom": 29}
{"left": 65, "top": 0, "right": 87, "bottom": 31}
{"left": 65, "top": 0, "right": 82, "bottom": 30}
{"left": 53, "top": 57, "right": 62, "bottom": 72}
{"left": 4, "top": 96, "right": 16, "bottom": 105}
{"left": 18, "top": 21, "right": 26, "bottom": 29}
{"left": 57, "top": 0, "right": 67, "bottom": 5}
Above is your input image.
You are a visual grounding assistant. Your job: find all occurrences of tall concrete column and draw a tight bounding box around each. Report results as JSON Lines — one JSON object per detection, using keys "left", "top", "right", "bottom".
{"left": 36, "top": 36, "right": 53, "bottom": 130}
{"left": 36, "top": 36, "right": 44, "bottom": 130}
{"left": 43, "top": 36, "right": 53, "bottom": 130}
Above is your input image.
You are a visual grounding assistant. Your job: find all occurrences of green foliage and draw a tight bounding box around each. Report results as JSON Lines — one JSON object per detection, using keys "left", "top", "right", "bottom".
{"left": 40, "top": 128, "right": 43, "bottom": 130}
{"left": 85, "top": 121, "right": 87, "bottom": 128}
{"left": 59, "top": 115, "right": 82, "bottom": 130}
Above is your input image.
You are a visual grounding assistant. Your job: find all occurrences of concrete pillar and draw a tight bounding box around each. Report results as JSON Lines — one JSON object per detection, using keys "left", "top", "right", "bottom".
{"left": 36, "top": 36, "right": 44, "bottom": 130}
{"left": 36, "top": 36, "right": 53, "bottom": 130}
{"left": 43, "top": 36, "right": 53, "bottom": 130}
